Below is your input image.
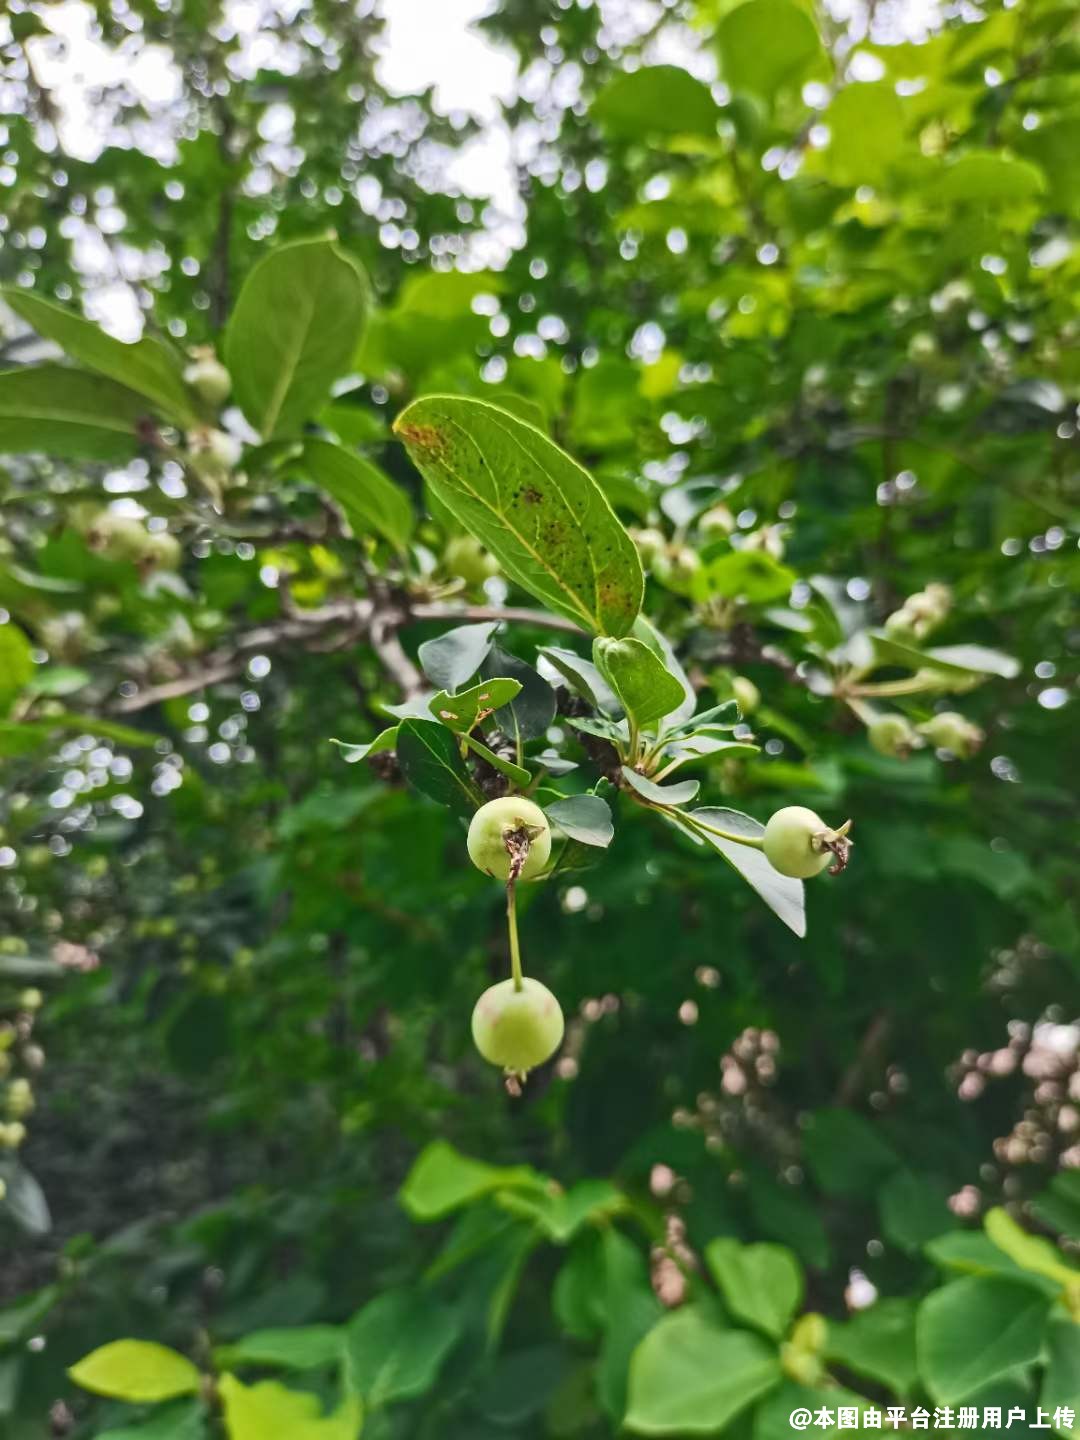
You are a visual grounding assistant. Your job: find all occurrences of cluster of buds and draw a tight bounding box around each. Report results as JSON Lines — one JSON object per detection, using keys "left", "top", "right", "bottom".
{"left": 884, "top": 582, "right": 952, "bottom": 642}
{"left": 868, "top": 709, "right": 984, "bottom": 760}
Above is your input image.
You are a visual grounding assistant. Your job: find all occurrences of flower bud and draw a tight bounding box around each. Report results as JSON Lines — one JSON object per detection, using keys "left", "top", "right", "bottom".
{"left": 731, "top": 676, "right": 760, "bottom": 716}
{"left": 919, "top": 711, "right": 984, "bottom": 758}
{"left": 698, "top": 504, "right": 735, "bottom": 537}
{"left": 183, "top": 353, "right": 232, "bottom": 408}
{"left": 18, "top": 989, "right": 43, "bottom": 1012}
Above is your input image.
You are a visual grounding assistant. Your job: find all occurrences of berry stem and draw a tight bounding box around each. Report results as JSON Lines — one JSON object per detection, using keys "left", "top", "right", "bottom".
{"left": 506, "top": 879, "right": 524, "bottom": 992}
{"left": 683, "top": 812, "right": 765, "bottom": 850}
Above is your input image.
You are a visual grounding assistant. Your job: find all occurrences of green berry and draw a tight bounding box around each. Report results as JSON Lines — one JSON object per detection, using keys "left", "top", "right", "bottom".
{"left": 444, "top": 535, "right": 498, "bottom": 587}
{"left": 919, "top": 711, "right": 983, "bottom": 758}
{"left": 471, "top": 977, "right": 564, "bottom": 1075}
{"left": 868, "top": 713, "right": 920, "bottom": 759}
{"left": 763, "top": 806, "right": 851, "bottom": 879}
{"left": 731, "top": 676, "right": 760, "bottom": 715}
{"left": 467, "top": 797, "right": 551, "bottom": 882}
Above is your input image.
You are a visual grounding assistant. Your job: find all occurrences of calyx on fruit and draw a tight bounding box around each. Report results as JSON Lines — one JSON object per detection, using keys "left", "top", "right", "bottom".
{"left": 467, "top": 796, "right": 551, "bottom": 883}
{"left": 763, "top": 805, "right": 852, "bottom": 879}
{"left": 471, "top": 976, "right": 564, "bottom": 1081}
{"left": 868, "top": 713, "right": 921, "bottom": 759}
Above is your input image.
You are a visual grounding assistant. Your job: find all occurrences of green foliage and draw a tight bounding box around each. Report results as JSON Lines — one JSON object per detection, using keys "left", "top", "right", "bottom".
{"left": 0, "top": 0, "right": 1077, "bottom": 1435}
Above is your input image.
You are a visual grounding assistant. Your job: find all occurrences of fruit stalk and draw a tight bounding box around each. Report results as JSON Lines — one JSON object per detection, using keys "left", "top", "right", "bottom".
{"left": 506, "top": 878, "right": 523, "bottom": 992}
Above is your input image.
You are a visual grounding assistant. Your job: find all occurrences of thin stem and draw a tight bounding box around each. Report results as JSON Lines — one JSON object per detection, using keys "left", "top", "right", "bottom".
{"left": 682, "top": 811, "right": 765, "bottom": 850}
{"left": 850, "top": 676, "right": 935, "bottom": 698}
{"left": 506, "top": 880, "right": 523, "bottom": 991}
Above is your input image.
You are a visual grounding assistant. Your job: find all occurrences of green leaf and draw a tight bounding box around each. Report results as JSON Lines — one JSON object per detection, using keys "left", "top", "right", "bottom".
{"left": 0, "top": 624, "right": 33, "bottom": 714}
{"left": 925, "top": 1231, "right": 1060, "bottom": 1295}
{"left": 803, "top": 1110, "right": 899, "bottom": 1196}
{"left": 68, "top": 1341, "right": 201, "bottom": 1403}
{"left": 1041, "top": 1319, "right": 1080, "bottom": 1440}
{"left": 0, "top": 364, "right": 152, "bottom": 460}
{"left": 225, "top": 237, "right": 370, "bottom": 439}
{"left": 0, "top": 1160, "right": 51, "bottom": 1236}
{"left": 539, "top": 645, "right": 621, "bottom": 714}
{"left": 1032, "top": 1171, "right": 1080, "bottom": 1241}
{"left": 592, "top": 66, "right": 720, "bottom": 139}
{"left": 399, "top": 1141, "right": 544, "bottom": 1221}
{"left": 344, "top": 1289, "right": 460, "bottom": 1407}
{"left": 481, "top": 645, "right": 556, "bottom": 742}
{"left": 0, "top": 712, "right": 156, "bottom": 757}
{"left": 621, "top": 767, "right": 700, "bottom": 807}
{"left": 878, "top": 1171, "right": 954, "bottom": 1252}
{"left": 705, "top": 1238, "right": 803, "bottom": 1340}
{"left": 633, "top": 616, "right": 696, "bottom": 725}
{"left": 660, "top": 735, "right": 760, "bottom": 770}
{"left": 545, "top": 794, "right": 614, "bottom": 848}
{"left": 821, "top": 85, "right": 906, "bottom": 186}
{"left": 717, "top": 0, "right": 825, "bottom": 98}
{"left": 825, "top": 1298, "right": 919, "bottom": 1396}
{"left": 2, "top": 289, "right": 194, "bottom": 423}
{"left": 924, "top": 644, "right": 1021, "bottom": 679}
{"left": 916, "top": 1276, "right": 1051, "bottom": 1403}
{"left": 395, "top": 718, "right": 481, "bottom": 816}
{"left": 983, "top": 1207, "right": 1080, "bottom": 1291}
{"left": 94, "top": 1400, "right": 207, "bottom": 1440}
{"left": 745, "top": 1170, "right": 831, "bottom": 1270}
{"left": 458, "top": 732, "right": 531, "bottom": 788}
{"left": 329, "top": 728, "right": 398, "bottom": 763}
{"left": 218, "top": 1374, "right": 361, "bottom": 1440}
{"left": 594, "top": 637, "right": 687, "bottom": 731}
{"left": 935, "top": 151, "right": 1046, "bottom": 204}
{"left": 685, "top": 807, "right": 806, "bottom": 938}
{"left": 755, "top": 1382, "right": 882, "bottom": 1440}
{"left": 428, "top": 677, "right": 522, "bottom": 732}
{"left": 625, "top": 1308, "right": 781, "bottom": 1435}
{"left": 497, "top": 1178, "right": 625, "bottom": 1242}
{"left": 474, "top": 1344, "right": 571, "bottom": 1426}
{"left": 394, "top": 395, "right": 642, "bottom": 636}
{"left": 215, "top": 1326, "right": 343, "bottom": 1371}
{"left": 299, "top": 439, "right": 412, "bottom": 550}
{"left": 418, "top": 622, "right": 498, "bottom": 692}
{"left": 698, "top": 550, "right": 797, "bottom": 604}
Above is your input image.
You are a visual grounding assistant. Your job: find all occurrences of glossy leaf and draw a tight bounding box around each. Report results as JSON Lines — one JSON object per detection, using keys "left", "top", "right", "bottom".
{"left": 480, "top": 645, "right": 556, "bottom": 742}
{"left": 344, "top": 1289, "right": 460, "bottom": 1407}
{"left": 621, "top": 767, "right": 700, "bottom": 807}
{"left": 687, "top": 807, "right": 806, "bottom": 937}
{"left": 717, "top": 0, "right": 824, "bottom": 97}
{"left": 0, "top": 365, "right": 152, "bottom": 460}
{"left": 594, "top": 637, "right": 687, "bottom": 731}
{"left": 705, "top": 1237, "right": 803, "bottom": 1339}
{"left": 399, "top": 1140, "right": 544, "bottom": 1221}
{"left": 418, "top": 621, "right": 498, "bottom": 692}
{"left": 395, "top": 718, "right": 481, "bottom": 816}
{"left": 69, "top": 1341, "right": 201, "bottom": 1403}
{"left": 428, "top": 677, "right": 521, "bottom": 733}
{"left": 545, "top": 794, "right": 614, "bottom": 848}
{"left": 592, "top": 66, "right": 720, "bottom": 139}
{"left": 218, "top": 1374, "right": 361, "bottom": 1440}
{"left": 917, "top": 1276, "right": 1051, "bottom": 1403}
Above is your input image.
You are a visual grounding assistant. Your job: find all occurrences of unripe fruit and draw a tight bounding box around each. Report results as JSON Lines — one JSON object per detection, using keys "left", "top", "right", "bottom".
{"left": 731, "top": 676, "right": 760, "bottom": 715}
{"left": 471, "top": 976, "right": 564, "bottom": 1076}
{"left": 868, "top": 713, "right": 920, "bottom": 759}
{"left": 183, "top": 354, "right": 232, "bottom": 408}
{"left": 632, "top": 527, "right": 667, "bottom": 567}
{"left": 919, "top": 711, "right": 983, "bottom": 758}
{"left": 884, "top": 606, "right": 916, "bottom": 638}
{"left": 467, "top": 797, "right": 551, "bottom": 883}
{"left": 444, "top": 535, "right": 498, "bottom": 587}
{"left": 19, "top": 988, "right": 43, "bottom": 1012}
{"left": 763, "top": 806, "right": 851, "bottom": 879}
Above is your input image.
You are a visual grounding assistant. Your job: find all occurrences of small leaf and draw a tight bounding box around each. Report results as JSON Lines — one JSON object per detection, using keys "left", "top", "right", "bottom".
{"left": 934, "top": 151, "right": 1045, "bottom": 204}
{"left": 93, "top": 1399, "right": 207, "bottom": 1440}
{"left": 825, "top": 1298, "right": 919, "bottom": 1396}
{"left": 916, "top": 1276, "right": 1050, "bottom": 1403}
{"left": 428, "top": 678, "right": 522, "bottom": 732}
{"left": 592, "top": 66, "right": 720, "bottom": 139}
{"left": 594, "top": 637, "right": 687, "bottom": 731}
{"left": 685, "top": 807, "right": 806, "bottom": 938}
{"left": 481, "top": 645, "right": 556, "bottom": 741}
{"left": 218, "top": 1374, "right": 361, "bottom": 1440}
{"left": 0, "top": 624, "right": 33, "bottom": 714}
{"left": 821, "top": 85, "right": 905, "bottom": 186}
{"left": 625, "top": 1307, "right": 781, "bottom": 1435}
{"left": 300, "top": 438, "right": 412, "bottom": 549}
{"left": 633, "top": 616, "right": 696, "bottom": 725}
{"left": 539, "top": 646, "right": 621, "bottom": 714}
{"left": 394, "top": 395, "right": 642, "bottom": 636}
{"left": 459, "top": 731, "right": 531, "bottom": 788}
{"left": 69, "top": 1341, "right": 201, "bottom": 1403}
{"left": 0, "top": 365, "right": 153, "bottom": 461}
{"left": 329, "top": 728, "right": 398, "bottom": 763}
{"left": 399, "top": 1140, "right": 544, "bottom": 1221}
{"left": 344, "top": 1290, "right": 460, "bottom": 1407}
{"left": 545, "top": 794, "right": 614, "bottom": 848}
{"left": 718, "top": 0, "right": 825, "bottom": 98}
{"left": 879, "top": 1171, "right": 954, "bottom": 1252}
{"left": 2, "top": 289, "right": 194, "bottom": 424}
{"left": 621, "top": 767, "right": 700, "bottom": 807}
{"left": 225, "top": 237, "right": 370, "bottom": 438}
{"left": 566, "top": 715, "right": 630, "bottom": 745}
{"left": 418, "top": 621, "right": 499, "bottom": 692}
{"left": 395, "top": 718, "right": 482, "bottom": 816}
{"left": 660, "top": 735, "right": 760, "bottom": 770}
{"left": 705, "top": 1238, "right": 804, "bottom": 1339}
{"left": 0, "top": 1160, "right": 51, "bottom": 1236}
{"left": 698, "top": 550, "right": 797, "bottom": 604}
{"left": 804, "top": 1110, "right": 899, "bottom": 1196}
{"left": 498, "top": 1179, "right": 625, "bottom": 1242}
{"left": 984, "top": 1207, "right": 1080, "bottom": 1290}
{"left": 215, "top": 1326, "right": 343, "bottom": 1371}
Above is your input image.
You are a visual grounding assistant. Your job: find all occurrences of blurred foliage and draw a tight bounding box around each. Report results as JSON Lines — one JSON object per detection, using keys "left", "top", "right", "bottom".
{"left": 0, "top": 0, "right": 1078, "bottom": 1436}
